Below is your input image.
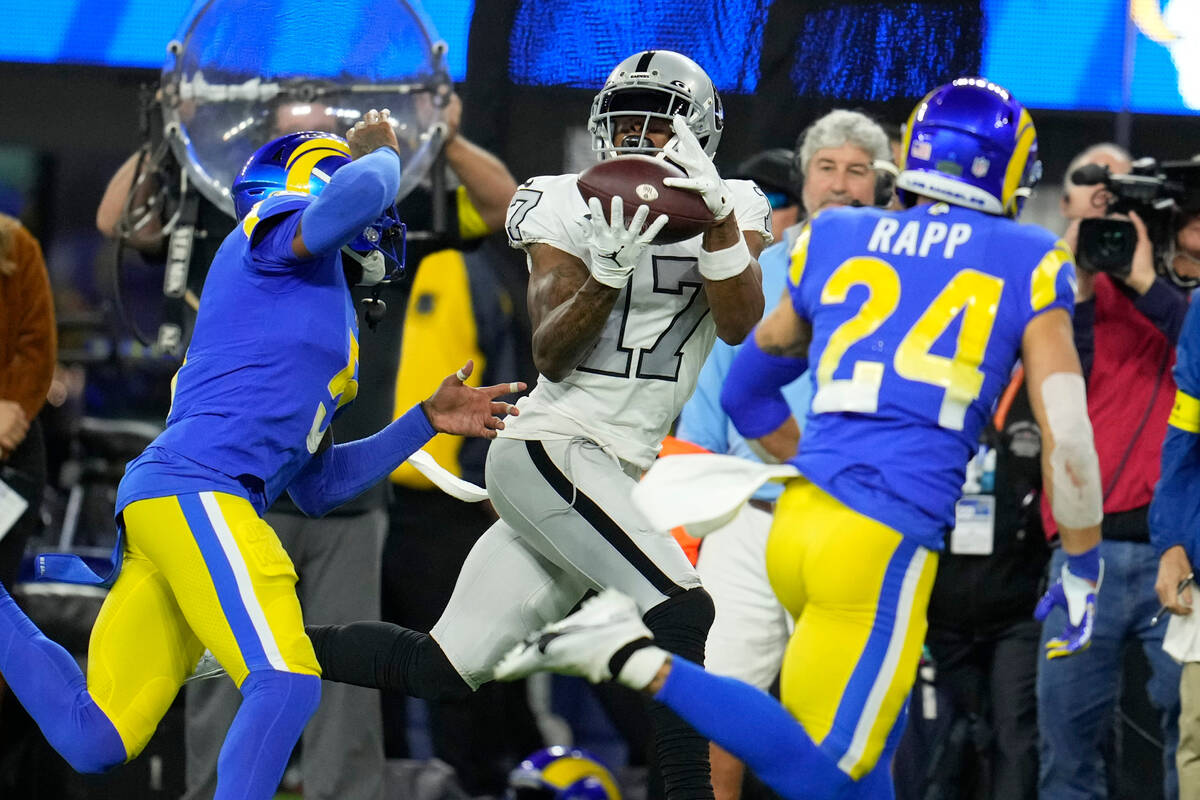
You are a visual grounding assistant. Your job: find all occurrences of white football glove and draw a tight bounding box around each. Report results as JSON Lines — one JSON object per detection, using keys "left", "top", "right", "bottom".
{"left": 583, "top": 195, "right": 668, "bottom": 289}
{"left": 662, "top": 114, "right": 734, "bottom": 222}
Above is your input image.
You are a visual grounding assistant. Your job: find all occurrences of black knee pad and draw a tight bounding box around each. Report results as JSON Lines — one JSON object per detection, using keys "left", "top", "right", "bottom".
{"left": 642, "top": 587, "right": 715, "bottom": 665}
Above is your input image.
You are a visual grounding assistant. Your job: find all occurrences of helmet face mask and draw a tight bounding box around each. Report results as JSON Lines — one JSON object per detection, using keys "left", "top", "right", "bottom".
{"left": 589, "top": 50, "right": 723, "bottom": 160}
{"left": 232, "top": 131, "right": 407, "bottom": 284}
{"left": 896, "top": 77, "right": 1041, "bottom": 218}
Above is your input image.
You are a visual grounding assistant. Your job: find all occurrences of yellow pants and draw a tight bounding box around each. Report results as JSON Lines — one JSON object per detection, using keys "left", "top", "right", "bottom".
{"left": 87, "top": 492, "right": 318, "bottom": 758}
{"left": 767, "top": 478, "right": 938, "bottom": 779}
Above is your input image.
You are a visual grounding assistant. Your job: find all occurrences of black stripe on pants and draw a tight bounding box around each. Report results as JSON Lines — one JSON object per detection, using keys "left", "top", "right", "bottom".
{"left": 524, "top": 439, "right": 683, "bottom": 599}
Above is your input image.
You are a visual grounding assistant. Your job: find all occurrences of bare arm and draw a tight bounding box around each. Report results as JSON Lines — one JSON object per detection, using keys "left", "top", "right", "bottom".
{"left": 702, "top": 214, "right": 765, "bottom": 344}
{"left": 527, "top": 243, "right": 624, "bottom": 382}
{"left": 1021, "top": 308, "right": 1101, "bottom": 555}
{"left": 96, "top": 150, "right": 164, "bottom": 253}
{"left": 744, "top": 291, "right": 812, "bottom": 462}
{"left": 440, "top": 93, "right": 519, "bottom": 233}
{"left": 446, "top": 138, "right": 519, "bottom": 234}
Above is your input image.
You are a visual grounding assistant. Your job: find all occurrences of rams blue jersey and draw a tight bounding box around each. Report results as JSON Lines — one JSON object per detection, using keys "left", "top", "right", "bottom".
{"left": 117, "top": 193, "right": 359, "bottom": 516}
{"left": 788, "top": 203, "right": 1075, "bottom": 549}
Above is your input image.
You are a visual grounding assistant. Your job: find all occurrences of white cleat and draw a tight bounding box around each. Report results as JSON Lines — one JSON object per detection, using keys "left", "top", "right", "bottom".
{"left": 495, "top": 589, "right": 657, "bottom": 685}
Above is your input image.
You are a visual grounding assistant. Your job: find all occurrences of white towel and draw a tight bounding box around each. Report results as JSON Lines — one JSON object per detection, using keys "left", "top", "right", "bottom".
{"left": 1164, "top": 607, "right": 1200, "bottom": 663}
{"left": 631, "top": 453, "right": 799, "bottom": 537}
{"left": 406, "top": 450, "right": 490, "bottom": 503}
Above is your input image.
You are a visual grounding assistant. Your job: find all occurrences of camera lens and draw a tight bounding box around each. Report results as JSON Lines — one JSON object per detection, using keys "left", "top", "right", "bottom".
{"left": 1077, "top": 218, "right": 1136, "bottom": 277}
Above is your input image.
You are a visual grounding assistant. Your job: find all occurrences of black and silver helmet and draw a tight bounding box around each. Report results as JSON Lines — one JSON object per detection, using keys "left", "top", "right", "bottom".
{"left": 588, "top": 50, "right": 723, "bottom": 159}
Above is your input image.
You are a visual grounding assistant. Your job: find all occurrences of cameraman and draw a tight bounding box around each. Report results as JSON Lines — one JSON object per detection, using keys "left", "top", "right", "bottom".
{"left": 1038, "top": 143, "right": 1191, "bottom": 800}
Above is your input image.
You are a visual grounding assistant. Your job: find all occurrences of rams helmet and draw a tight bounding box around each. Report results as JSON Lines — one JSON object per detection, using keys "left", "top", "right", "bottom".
{"left": 506, "top": 746, "right": 622, "bottom": 800}
{"left": 897, "top": 77, "right": 1042, "bottom": 218}
{"left": 231, "top": 131, "right": 405, "bottom": 283}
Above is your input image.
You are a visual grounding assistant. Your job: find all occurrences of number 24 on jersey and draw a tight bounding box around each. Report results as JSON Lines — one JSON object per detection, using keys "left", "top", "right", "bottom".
{"left": 810, "top": 256, "right": 1003, "bottom": 431}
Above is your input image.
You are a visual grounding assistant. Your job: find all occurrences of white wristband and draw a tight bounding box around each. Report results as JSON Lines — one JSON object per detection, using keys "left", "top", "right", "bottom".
{"left": 616, "top": 645, "right": 669, "bottom": 691}
{"left": 698, "top": 232, "right": 751, "bottom": 281}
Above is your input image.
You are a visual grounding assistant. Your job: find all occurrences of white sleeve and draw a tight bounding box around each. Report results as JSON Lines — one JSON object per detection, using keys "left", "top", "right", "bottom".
{"left": 504, "top": 174, "right": 590, "bottom": 262}
{"left": 727, "top": 178, "right": 775, "bottom": 245}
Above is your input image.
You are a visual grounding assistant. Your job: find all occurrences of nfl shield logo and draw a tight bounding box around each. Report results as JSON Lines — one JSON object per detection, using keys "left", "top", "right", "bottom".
{"left": 971, "top": 157, "right": 990, "bottom": 178}
{"left": 912, "top": 141, "right": 932, "bottom": 161}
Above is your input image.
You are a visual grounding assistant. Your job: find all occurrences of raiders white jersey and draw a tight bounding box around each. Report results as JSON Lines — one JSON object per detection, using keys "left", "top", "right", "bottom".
{"left": 501, "top": 172, "right": 772, "bottom": 470}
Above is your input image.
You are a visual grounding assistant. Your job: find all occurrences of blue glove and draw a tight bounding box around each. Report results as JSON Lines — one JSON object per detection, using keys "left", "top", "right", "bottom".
{"left": 1034, "top": 547, "right": 1103, "bottom": 659}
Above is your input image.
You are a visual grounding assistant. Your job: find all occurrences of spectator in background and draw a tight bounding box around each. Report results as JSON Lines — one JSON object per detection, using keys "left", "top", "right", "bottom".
{"left": 96, "top": 92, "right": 524, "bottom": 800}
{"left": 0, "top": 213, "right": 56, "bottom": 712}
{"left": 674, "top": 109, "right": 891, "bottom": 800}
{"left": 1037, "top": 143, "right": 1191, "bottom": 800}
{"left": 0, "top": 213, "right": 55, "bottom": 585}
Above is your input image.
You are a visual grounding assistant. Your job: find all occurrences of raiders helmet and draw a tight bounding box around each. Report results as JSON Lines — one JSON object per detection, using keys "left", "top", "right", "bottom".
{"left": 588, "top": 50, "right": 723, "bottom": 159}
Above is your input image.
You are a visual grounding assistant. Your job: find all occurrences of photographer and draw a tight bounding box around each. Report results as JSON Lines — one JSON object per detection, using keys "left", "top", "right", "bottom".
{"left": 1038, "top": 144, "right": 1192, "bottom": 800}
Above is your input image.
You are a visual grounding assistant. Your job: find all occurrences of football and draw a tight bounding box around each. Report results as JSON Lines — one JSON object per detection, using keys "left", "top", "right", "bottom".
{"left": 577, "top": 155, "right": 714, "bottom": 245}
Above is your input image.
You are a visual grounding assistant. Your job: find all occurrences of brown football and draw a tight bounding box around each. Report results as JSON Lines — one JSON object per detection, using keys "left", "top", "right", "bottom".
{"left": 577, "top": 155, "right": 714, "bottom": 245}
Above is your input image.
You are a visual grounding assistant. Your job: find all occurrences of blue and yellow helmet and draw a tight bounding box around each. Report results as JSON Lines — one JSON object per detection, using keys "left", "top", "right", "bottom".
{"left": 232, "top": 131, "right": 353, "bottom": 220}
{"left": 897, "top": 77, "right": 1042, "bottom": 218}
{"left": 232, "top": 131, "right": 406, "bottom": 281}
{"left": 506, "top": 746, "right": 622, "bottom": 800}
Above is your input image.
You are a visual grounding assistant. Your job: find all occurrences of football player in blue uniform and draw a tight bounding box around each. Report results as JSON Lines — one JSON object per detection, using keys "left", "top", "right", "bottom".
{"left": 495, "top": 79, "right": 1105, "bottom": 800}
{"left": 1151, "top": 291, "right": 1200, "bottom": 789}
{"left": 0, "top": 110, "right": 522, "bottom": 800}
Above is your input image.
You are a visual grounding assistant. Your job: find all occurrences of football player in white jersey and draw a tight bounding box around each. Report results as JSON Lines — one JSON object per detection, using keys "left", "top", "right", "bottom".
{"left": 304, "top": 50, "right": 771, "bottom": 799}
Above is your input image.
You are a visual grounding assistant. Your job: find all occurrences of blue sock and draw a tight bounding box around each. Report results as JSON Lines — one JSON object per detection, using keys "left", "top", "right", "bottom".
{"left": 655, "top": 656, "right": 852, "bottom": 800}
{"left": 215, "top": 670, "right": 321, "bottom": 800}
{"left": 0, "top": 585, "right": 127, "bottom": 772}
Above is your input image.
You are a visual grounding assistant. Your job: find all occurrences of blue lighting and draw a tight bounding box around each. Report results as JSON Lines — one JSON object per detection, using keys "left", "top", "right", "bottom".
{"left": 0, "top": 0, "right": 472, "bottom": 80}
{"left": 506, "top": 0, "right": 770, "bottom": 92}
{"left": 3, "top": 0, "right": 1198, "bottom": 114}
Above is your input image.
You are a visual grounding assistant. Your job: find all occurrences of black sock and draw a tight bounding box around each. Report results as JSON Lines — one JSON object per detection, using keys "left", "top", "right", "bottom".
{"left": 642, "top": 588, "right": 717, "bottom": 800}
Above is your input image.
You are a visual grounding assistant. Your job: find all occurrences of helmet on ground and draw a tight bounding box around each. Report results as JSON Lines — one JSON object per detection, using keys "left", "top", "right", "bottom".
{"left": 896, "top": 77, "right": 1042, "bottom": 217}
{"left": 506, "top": 746, "right": 622, "bottom": 800}
{"left": 589, "top": 50, "right": 723, "bottom": 159}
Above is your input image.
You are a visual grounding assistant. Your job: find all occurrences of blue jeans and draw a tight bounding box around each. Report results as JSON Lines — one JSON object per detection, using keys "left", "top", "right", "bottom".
{"left": 1037, "top": 540, "right": 1181, "bottom": 800}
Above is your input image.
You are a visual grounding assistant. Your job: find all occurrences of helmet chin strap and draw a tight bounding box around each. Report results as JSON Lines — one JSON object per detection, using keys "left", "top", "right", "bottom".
{"left": 341, "top": 247, "right": 387, "bottom": 286}
{"left": 340, "top": 247, "right": 391, "bottom": 330}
